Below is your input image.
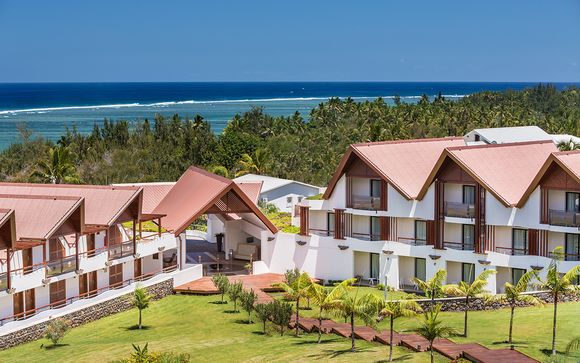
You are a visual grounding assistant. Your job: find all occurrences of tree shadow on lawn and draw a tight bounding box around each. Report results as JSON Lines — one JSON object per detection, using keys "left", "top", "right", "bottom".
{"left": 42, "top": 343, "right": 70, "bottom": 350}
{"left": 209, "top": 300, "right": 228, "bottom": 305}
{"left": 376, "top": 355, "right": 414, "bottom": 363}
{"left": 234, "top": 319, "right": 254, "bottom": 325}
{"left": 491, "top": 340, "right": 527, "bottom": 346}
{"left": 223, "top": 310, "right": 240, "bottom": 314}
{"left": 292, "top": 336, "right": 343, "bottom": 345}
{"left": 124, "top": 325, "right": 153, "bottom": 331}
{"left": 305, "top": 347, "right": 375, "bottom": 359}
{"left": 540, "top": 348, "right": 566, "bottom": 356}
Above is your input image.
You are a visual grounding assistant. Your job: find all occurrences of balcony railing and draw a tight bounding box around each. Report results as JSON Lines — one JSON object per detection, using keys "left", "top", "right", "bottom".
{"left": 350, "top": 232, "right": 381, "bottom": 241}
{"left": 495, "top": 246, "right": 529, "bottom": 256}
{"left": 548, "top": 210, "right": 580, "bottom": 227}
{"left": 397, "top": 237, "right": 428, "bottom": 246}
{"left": 549, "top": 251, "right": 580, "bottom": 261}
{"left": 444, "top": 202, "right": 475, "bottom": 219}
{"left": 45, "top": 255, "right": 77, "bottom": 277}
{"left": 0, "top": 273, "right": 7, "bottom": 291}
{"left": 443, "top": 241, "right": 474, "bottom": 251}
{"left": 108, "top": 241, "right": 135, "bottom": 260}
{"left": 309, "top": 228, "right": 335, "bottom": 237}
{"left": 350, "top": 195, "right": 381, "bottom": 210}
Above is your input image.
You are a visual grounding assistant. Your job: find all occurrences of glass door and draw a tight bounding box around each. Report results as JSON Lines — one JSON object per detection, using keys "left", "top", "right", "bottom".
{"left": 414, "top": 258, "right": 426, "bottom": 281}
{"left": 327, "top": 212, "right": 335, "bottom": 237}
{"left": 462, "top": 224, "right": 475, "bottom": 250}
{"left": 370, "top": 217, "right": 380, "bottom": 241}
{"left": 414, "top": 220, "right": 427, "bottom": 245}
{"left": 512, "top": 229, "right": 528, "bottom": 255}
{"left": 565, "top": 233, "right": 580, "bottom": 261}
{"left": 370, "top": 253, "right": 379, "bottom": 280}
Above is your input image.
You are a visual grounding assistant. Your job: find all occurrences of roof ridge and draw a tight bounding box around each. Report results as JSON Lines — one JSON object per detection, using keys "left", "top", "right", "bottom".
{"left": 187, "top": 165, "right": 232, "bottom": 185}
{"left": 0, "top": 182, "right": 140, "bottom": 191}
{"left": 446, "top": 139, "right": 554, "bottom": 151}
{"left": 352, "top": 136, "right": 463, "bottom": 147}
{"left": 553, "top": 149, "right": 580, "bottom": 156}
{"left": 0, "top": 194, "right": 83, "bottom": 201}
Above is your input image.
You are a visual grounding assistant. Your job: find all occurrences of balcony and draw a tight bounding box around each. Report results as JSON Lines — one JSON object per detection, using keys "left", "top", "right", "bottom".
{"left": 444, "top": 202, "right": 475, "bottom": 219}
{"left": 495, "top": 246, "right": 529, "bottom": 256}
{"left": 397, "top": 237, "right": 427, "bottom": 246}
{"left": 0, "top": 272, "right": 7, "bottom": 291}
{"left": 443, "top": 241, "right": 474, "bottom": 251}
{"left": 310, "top": 228, "right": 334, "bottom": 237}
{"left": 349, "top": 195, "right": 381, "bottom": 211}
{"left": 108, "top": 241, "right": 135, "bottom": 260}
{"left": 548, "top": 210, "right": 580, "bottom": 228}
{"left": 45, "top": 255, "right": 77, "bottom": 277}
{"left": 350, "top": 232, "right": 381, "bottom": 241}
{"left": 549, "top": 251, "right": 580, "bottom": 262}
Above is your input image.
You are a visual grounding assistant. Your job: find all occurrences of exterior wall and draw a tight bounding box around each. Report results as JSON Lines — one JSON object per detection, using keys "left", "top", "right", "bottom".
{"left": 494, "top": 226, "right": 513, "bottom": 252}
{"left": 444, "top": 183, "right": 464, "bottom": 204}
{"left": 446, "top": 261, "right": 462, "bottom": 284}
{"left": 261, "top": 183, "right": 320, "bottom": 213}
{"left": 444, "top": 223, "right": 463, "bottom": 245}
{"left": 353, "top": 251, "right": 370, "bottom": 279}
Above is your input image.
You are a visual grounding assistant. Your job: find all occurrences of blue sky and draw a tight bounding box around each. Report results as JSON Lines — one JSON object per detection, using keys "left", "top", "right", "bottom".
{"left": 0, "top": 1, "right": 579, "bottom": 82}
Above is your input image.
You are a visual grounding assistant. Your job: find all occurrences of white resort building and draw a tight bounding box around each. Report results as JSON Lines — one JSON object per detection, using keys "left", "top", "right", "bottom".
{"left": 260, "top": 127, "right": 580, "bottom": 293}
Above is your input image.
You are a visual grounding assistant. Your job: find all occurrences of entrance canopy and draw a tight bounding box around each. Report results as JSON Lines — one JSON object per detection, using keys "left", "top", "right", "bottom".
{"left": 152, "top": 166, "right": 277, "bottom": 235}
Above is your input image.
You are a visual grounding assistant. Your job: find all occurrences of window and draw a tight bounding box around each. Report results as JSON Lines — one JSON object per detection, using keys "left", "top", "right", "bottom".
{"left": 286, "top": 196, "right": 293, "bottom": 203}
{"left": 414, "top": 258, "right": 426, "bottom": 281}
{"left": 297, "top": 196, "right": 303, "bottom": 203}
{"left": 512, "top": 229, "right": 528, "bottom": 255}
{"left": 463, "top": 185, "right": 476, "bottom": 205}
{"left": 261, "top": 197, "right": 268, "bottom": 204}
{"left": 327, "top": 212, "right": 335, "bottom": 236}
{"left": 370, "top": 253, "right": 380, "bottom": 279}
{"left": 565, "top": 233, "right": 580, "bottom": 261}
{"left": 370, "top": 217, "right": 380, "bottom": 241}
{"left": 566, "top": 192, "right": 580, "bottom": 212}
{"left": 462, "top": 263, "right": 475, "bottom": 284}
{"left": 462, "top": 224, "right": 475, "bottom": 250}
{"left": 415, "top": 220, "right": 427, "bottom": 245}
{"left": 512, "top": 268, "right": 526, "bottom": 285}
{"left": 370, "top": 179, "right": 382, "bottom": 198}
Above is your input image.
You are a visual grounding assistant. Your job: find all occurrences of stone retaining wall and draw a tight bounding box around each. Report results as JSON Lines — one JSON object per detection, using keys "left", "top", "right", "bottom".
{"left": 0, "top": 279, "right": 174, "bottom": 350}
{"left": 416, "top": 291, "right": 580, "bottom": 312}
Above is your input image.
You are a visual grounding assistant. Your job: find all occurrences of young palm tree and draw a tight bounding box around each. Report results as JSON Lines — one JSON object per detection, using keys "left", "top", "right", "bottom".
{"left": 557, "top": 139, "right": 580, "bottom": 151}
{"left": 333, "top": 290, "right": 378, "bottom": 352}
{"left": 31, "top": 145, "right": 80, "bottom": 184}
{"left": 487, "top": 270, "right": 544, "bottom": 344}
{"left": 413, "top": 269, "right": 447, "bottom": 304}
{"left": 539, "top": 247, "right": 580, "bottom": 356}
{"left": 132, "top": 286, "right": 152, "bottom": 330}
{"left": 273, "top": 271, "right": 313, "bottom": 336}
{"left": 379, "top": 298, "right": 422, "bottom": 362}
{"left": 442, "top": 269, "right": 496, "bottom": 337}
{"left": 566, "top": 336, "right": 580, "bottom": 355}
{"left": 235, "top": 148, "right": 268, "bottom": 177}
{"left": 307, "top": 279, "right": 354, "bottom": 343}
{"left": 416, "top": 304, "right": 456, "bottom": 363}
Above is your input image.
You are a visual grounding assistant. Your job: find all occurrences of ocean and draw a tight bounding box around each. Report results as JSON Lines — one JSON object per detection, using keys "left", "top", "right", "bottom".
{"left": 0, "top": 82, "right": 577, "bottom": 150}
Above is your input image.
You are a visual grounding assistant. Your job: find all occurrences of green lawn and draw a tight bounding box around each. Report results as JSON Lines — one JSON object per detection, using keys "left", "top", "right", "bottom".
{"left": 0, "top": 293, "right": 578, "bottom": 362}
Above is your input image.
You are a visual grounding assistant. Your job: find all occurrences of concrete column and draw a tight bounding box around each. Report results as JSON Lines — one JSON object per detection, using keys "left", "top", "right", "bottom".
{"left": 381, "top": 253, "right": 399, "bottom": 290}
{"left": 223, "top": 222, "right": 230, "bottom": 261}
{"left": 426, "top": 255, "right": 446, "bottom": 282}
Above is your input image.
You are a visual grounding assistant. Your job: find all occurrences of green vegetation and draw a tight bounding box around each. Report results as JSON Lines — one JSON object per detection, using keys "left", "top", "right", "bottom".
{"left": 415, "top": 304, "right": 457, "bottom": 363}
{"left": 2, "top": 85, "right": 578, "bottom": 186}
{"left": 132, "top": 286, "right": 152, "bottom": 330}
{"left": 378, "top": 298, "right": 422, "bottom": 362}
{"left": 0, "top": 293, "right": 578, "bottom": 362}
{"left": 111, "top": 343, "right": 190, "bottom": 363}
{"left": 43, "top": 318, "right": 71, "bottom": 346}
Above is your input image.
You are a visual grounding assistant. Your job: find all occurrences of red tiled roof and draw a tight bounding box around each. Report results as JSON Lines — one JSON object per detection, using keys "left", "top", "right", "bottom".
{"left": 324, "top": 137, "right": 465, "bottom": 200}
{"left": 420, "top": 140, "right": 558, "bottom": 206}
{"left": 0, "top": 183, "right": 141, "bottom": 227}
{"left": 0, "top": 194, "right": 84, "bottom": 242}
{"left": 236, "top": 181, "right": 263, "bottom": 204}
{"left": 0, "top": 209, "right": 16, "bottom": 250}
{"left": 114, "top": 182, "right": 175, "bottom": 216}
{"left": 152, "top": 166, "right": 277, "bottom": 235}
{"left": 553, "top": 150, "right": 580, "bottom": 181}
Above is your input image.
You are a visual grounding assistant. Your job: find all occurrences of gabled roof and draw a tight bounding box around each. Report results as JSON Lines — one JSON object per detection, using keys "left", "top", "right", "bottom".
{"left": 465, "top": 126, "right": 551, "bottom": 144}
{"left": 519, "top": 150, "right": 580, "bottom": 207}
{"left": 0, "top": 183, "right": 141, "bottom": 229}
{"left": 152, "top": 167, "right": 277, "bottom": 235}
{"left": 419, "top": 140, "right": 558, "bottom": 207}
{"left": 0, "top": 194, "right": 84, "bottom": 243}
{"left": 0, "top": 209, "right": 16, "bottom": 250}
{"left": 236, "top": 182, "right": 263, "bottom": 204}
{"left": 323, "top": 137, "right": 465, "bottom": 200}
{"left": 113, "top": 182, "right": 175, "bottom": 217}
{"left": 233, "top": 174, "right": 321, "bottom": 194}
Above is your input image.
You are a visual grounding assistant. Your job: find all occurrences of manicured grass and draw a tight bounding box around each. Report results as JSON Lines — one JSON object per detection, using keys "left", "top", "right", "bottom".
{"left": 0, "top": 294, "right": 443, "bottom": 363}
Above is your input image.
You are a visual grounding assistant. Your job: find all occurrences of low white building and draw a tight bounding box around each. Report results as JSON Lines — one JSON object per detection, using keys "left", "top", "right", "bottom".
{"left": 233, "top": 174, "right": 323, "bottom": 213}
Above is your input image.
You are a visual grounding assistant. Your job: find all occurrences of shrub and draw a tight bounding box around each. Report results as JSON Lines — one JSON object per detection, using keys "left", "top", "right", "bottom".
{"left": 211, "top": 274, "right": 229, "bottom": 303}
{"left": 227, "top": 281, "right": 243, "bottom": 312}
{"left": 111, "top": 343, "right": 190, "bottom": 363}
{"left": 376, "top": 283, "right": 385, "bottom": 291}
{"left": 284, "top": 268, "right": 300, "bottom": 285}
{"left": 271, "top": 300, "right": 293, "bottom": 336}
{"left": 254, "top": 302, "right": 274, "bottom": 333}
{"left": 239, "top": 289, "right": 258, "bottom": 323}
{"left": 44, "top": 318, "right": 71, "bottom": 346}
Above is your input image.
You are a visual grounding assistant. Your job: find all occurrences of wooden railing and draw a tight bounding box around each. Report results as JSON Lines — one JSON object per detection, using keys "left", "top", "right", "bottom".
{"left": 108, "top": 240, "right": 135, "bottom": 260}
{"left": 444, "top": 202, "right": 475, "bottom": 218}
{"left": 0, "top": 264, "right": 178, "bottom": 326}
{"left": 549, "top": 210, "right": 580, "bottom": 227}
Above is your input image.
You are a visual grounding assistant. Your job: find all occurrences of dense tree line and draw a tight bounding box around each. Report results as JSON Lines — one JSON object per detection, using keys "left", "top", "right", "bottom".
{"left": 0, "top": 84, "right": 578, "bottom": 186}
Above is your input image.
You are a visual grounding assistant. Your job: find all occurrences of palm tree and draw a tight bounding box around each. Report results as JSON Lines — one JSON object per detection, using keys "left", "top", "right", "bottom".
{"left": 235, "top": 148, "right": 269, "bottom": 177}
{"left": 557, "top": 139, "right": 580, "bottom": 151}
{"left": 333, "top": 289, "right": 378, "bottom": 352}
{"left": 442, "top": 269, "right": 496, "bottom": 337}
{"left": 539, "top": 247, "right": 580, "bottom": 356}
{"left": 487, "top": 270, "right": 544, "bottom": 344}
{"left": 273, "top": 271, "right": 313, "bottom": 336}
{"left": 307, "top": 279, "right": 354, "bottom": 343}
{"left": 413, "top": 269, "right": 447, "bottom": 304}
{"left": 416, "top": 304, "right": 456, "bottom": 363}
{"left": 31, "top": 145, "right": 80, "bottom": 184}
{"left": 379, "top": 298, "right": 422, "bottom": 362}
{"left": 132, "top": 286, "right": 152, "bottom": 330}
{"left": 566, "top": 336, "right": 580, "bottom": 355}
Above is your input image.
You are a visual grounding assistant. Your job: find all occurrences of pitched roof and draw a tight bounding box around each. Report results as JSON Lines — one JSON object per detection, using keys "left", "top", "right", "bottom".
{"left": 0, "top": 183, "right": 141, "bottom": 228}
{"left": 419, "top": 140, "right": 558, "bottom": 207}
{"left": 236, "top": 182, "right": 263, "bottom": 204}
{"left": 233, "top": 174, "right": 320, "bottom": 194}
{"left": 323, "top": 137, "right": 466, "bottom": 200}
{"left": 0, "top": 194, "right": 84, "bottom": 242}
{"left": 152, "top": 167, "right": 277, "bottom": 235}
{"left": 519, "top": 150, "right": 580, "bottom": 207}
{"left": 113, "top": 182, "right": 175, "bottom": 217}
{"left": 0, "top": 209, "right": 16, "bottom": 250}
{"left": 466, "top": 126, "right": 551, "bottom": 144}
